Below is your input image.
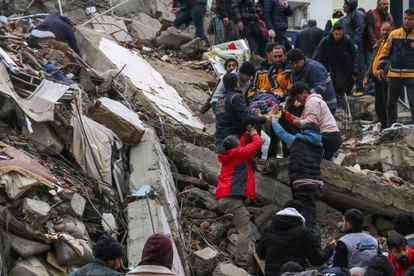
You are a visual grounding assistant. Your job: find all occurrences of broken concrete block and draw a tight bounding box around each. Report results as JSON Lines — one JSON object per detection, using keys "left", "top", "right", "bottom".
{"left": 21, "top": 198, "right": 51, "bottom": 229}
{"left": 10, "top": 234, "right": 50, "bottom": 258}
{"left": 348, "top": 95, "right": 375, "bottom": 120}
{"left": 206, "top": 221, "right": 227, "bottom": 243}
{"left": 129, "top": 12, "right": 162, "bottom": 41}
{"left": 375, "top": 217, "right": 394, "bottom": 234}
{"left": 180, "top": 37, "right": 203, "bottom": 56}
{"left": 89, "top": 97, "right": 145, "bottom": 144}
{"left": 193, "top": 247, "right": 219, "bottom": 273}
{"left": 70, "top": 193, "right": 86, "bottom": 217}
{"left": 213, "top": 262, "right": 249, "bottom": 276}
{"left": 91, "top": 15, "right": 133, "bottom": 42}
{"left": 102, "top": 212, "right": 118, "bottom": 233}
{"left": 28, "top": 122, "right": 64, "bottom": 154}
{"left": 186, "top": 188, "right": 223, "bottom": 213}
{"left": 155, "top": 26, "right": 195, "bottom": 49}
{"left": 182, "top": 206, "right": 217, "bottom": 219}
{"left": 9, "top": 258, "right": 49, "bottom": 276}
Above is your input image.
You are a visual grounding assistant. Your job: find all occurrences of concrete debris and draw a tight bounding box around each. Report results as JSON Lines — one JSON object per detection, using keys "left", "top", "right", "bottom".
{"left": 180, "top": 37, "right": 203, "bottom": 56}
{"left": 128, "top": 12, "right": 162, "bottom": 41}
{"left": 70, "top": 193, "right": 86, "bottom": 217}
{"left": 89, "top": 97, "right": 145, "bottom": 144}
{"left": 193, "top": 247, "right": 219, "bottom": 273}
{"left": 213, "top": 262, "right": 250, "bottom": 276}
{"left": 90, "top": 15, "right": 133, "bottom": 42}
{"left": 27, "top": 122, "right": 64, "bottom": 155}
{"left": 9, "top": 258, "right": 49, "bottom": 276}
{"left": 155, "top": 26, "right": 195, "bottom": 50}
{"left": 21, "top": 198, "right": 51, "bottom": 229}
{"left": 10, "top": 233, "right": 50, "bottom": 258}
{"left": 102, "top": 212, "right": 118, "bottom": 234}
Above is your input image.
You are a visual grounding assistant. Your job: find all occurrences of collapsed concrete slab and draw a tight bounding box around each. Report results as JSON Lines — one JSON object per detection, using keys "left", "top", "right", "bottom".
{"left": 76, "top": 27, "right": 205, "bottom": 142}
{"left": 127, "top": 128, "right": 188, "bottom": 275}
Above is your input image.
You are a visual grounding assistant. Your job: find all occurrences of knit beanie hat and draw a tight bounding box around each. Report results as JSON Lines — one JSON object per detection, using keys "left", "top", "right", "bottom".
{"left": 94, "top": 234, "right": 124, "bottom": 261}
{"left": 239, "top": 61, "right": 256, "bottom": 76}
{"left": 286, "top": 48, "right": 305, "bottom": 63}
{"left": 139, "top": 233, "right": 174, "bottom": 269}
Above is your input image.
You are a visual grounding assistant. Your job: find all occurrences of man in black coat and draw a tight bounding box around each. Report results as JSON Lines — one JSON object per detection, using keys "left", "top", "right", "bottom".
{"left": 257, "top": 200, "right": 336, "bottom": 276}
{"left": 313, "top": 22, "right": 358, "bottom": 106}
{"left": 294, "top": 19, "right": 323, "bottom": 58}
{"left": 263, "top": 0, "right": 292, "bottom": 45}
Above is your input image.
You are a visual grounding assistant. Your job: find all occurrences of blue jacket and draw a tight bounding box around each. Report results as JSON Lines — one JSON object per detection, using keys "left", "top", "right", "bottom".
{"left": 272, "top": 120, "right": 323, "bottom": 182}
{"left": 35, "top": 14, "right": 80, "bottom": 55}
{"left": 291, "top": 58, "right": 337, "bottom": 109}
{"left": 263, "top": 0, "right": 292, "bottom": 31}
{"left": 215, "top": 89, "right": 266, "bottom": 144}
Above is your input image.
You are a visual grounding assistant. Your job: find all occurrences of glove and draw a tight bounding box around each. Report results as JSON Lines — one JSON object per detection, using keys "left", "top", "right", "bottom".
{"left": 268, "top": 29, "right": 276, "bottom": 38}
{"left": 284, "top": 110, "right": 296, "bottom": 124}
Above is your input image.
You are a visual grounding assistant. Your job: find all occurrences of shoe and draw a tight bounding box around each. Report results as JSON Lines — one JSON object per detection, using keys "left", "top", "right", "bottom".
{"left": 352, "top": 90, "right": 364, "bottom": 97}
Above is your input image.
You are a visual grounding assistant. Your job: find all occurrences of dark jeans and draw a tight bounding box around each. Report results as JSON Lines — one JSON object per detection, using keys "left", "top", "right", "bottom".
{"left": 173, "top": 4, "right": 207, "bottom": 39}
{"left": 293, "top": 185, "right": 322, "bottom": 241}
{"left": 322, "top": 131, "right": 342, "bottom": 159}
{"left": 331, "top": 69, "right": 354, "bottom": 97}
{"left": 274, "top": 29, "right": 286, "bottom": 45}
{"left": 240, "top": 20, "right": 267, "bottom": 56}
{"left": 374, "top": 78, "right": 388, "bottom": 128}
{"left": 355, "top": 49, "right": 366, "bottom": 91}
{"left": 387, "top": 77, "right": 414, "bottom": 127}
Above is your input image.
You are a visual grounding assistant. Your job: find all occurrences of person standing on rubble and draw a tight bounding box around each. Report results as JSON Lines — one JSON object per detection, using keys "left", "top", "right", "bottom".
{"left": 28, "top": 13, "right": 81, "bottom": 55}
{"left": 363, "top": 21, "right": 393, "bottom": 129}
{"left": 257, "top": 200, "right": 336, "bottom": 276}
{"left": 172, "top": 0, "right": 208, "bottom": 46}
{"left": 377, "top": 8, "right": 414, "bottom": 128}
{"left": 126, "top": 233, "right": 177, "bottom": 276}
{"left": 70, "top": 234, "right": 124, "bottom": 276}
{"left": 231, "top": 0, "right": 267, "bottom": 56}
{"left": 215, "top": 72, "right": 270, "bottom": 152}
{"left": 215, "top": 125, "right": 262, "bottom": 271}
{"left": 333, "top": 208, "right": 380, "bottom": 269}
{"left": 193, "top": 58, "right": 239, "bottom": 118}
{"left": 263, "top": 0, "right": 292, "bottom": 46}
{"left": 270, "top": 98, "right": 324, "bottom": 240}
{"left": 281, "top": 81, "right": 342, "bottom": 159}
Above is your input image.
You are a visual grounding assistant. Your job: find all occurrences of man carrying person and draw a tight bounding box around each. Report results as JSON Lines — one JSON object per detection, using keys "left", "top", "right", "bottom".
{"left": 215, "top": 126, "right": 262, "bottom": 271}
{"left": 215, "top": 73, "right": 270, "bottom": 152}
{"left": 387, "top": 233, "right": 414, "bottom": 276}
{"left": 314, "top": 22, "right": 358, "bottom": 108}
{"left": 377, "top": 8, "right": 414, "bottom": 128}
{"left": 295, "top": 19, "right": 324, "bottom": 58}
{"left": 333, "top": 209, "right": 380, "bottom": 269}
{"left": 257, "top": 200, "right": 336, "bottom": 276}
{"left": 232, "top": 0, "right": 267, "bottom": 56}
{"left": 363, "top": 21, "right": 393, "bottom": 129}
{"left": 263, "top": 0, "right": 292, "bottom": 46}
{"left": 71, "top": 235, "right": 124, "bottom": 276}
{"left": 286, "top": 48, "right": 337, "bottom": 114}
{"left": 341, "top": 0, "right": 366, "bottom": 97}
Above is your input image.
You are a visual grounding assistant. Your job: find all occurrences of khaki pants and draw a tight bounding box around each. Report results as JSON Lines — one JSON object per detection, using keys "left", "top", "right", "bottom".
{"left": 218, "top": 197, "right": 253, "bottom": 266}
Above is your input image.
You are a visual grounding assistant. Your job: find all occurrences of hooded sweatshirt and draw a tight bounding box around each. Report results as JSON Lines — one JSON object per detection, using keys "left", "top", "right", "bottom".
{"left": 340, "top": 0, "right": 365, "bottom": 50}
{"left": 257, "top": 208, "right": 333, "bottom": 276}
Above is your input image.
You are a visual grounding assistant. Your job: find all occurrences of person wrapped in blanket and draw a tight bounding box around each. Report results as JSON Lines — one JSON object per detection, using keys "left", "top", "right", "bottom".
{"left": 246, "top": 43, "right": 295, "bottom": 158}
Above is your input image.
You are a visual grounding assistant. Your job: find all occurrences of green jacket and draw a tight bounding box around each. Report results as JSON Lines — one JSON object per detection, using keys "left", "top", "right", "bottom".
{"left": 70, "top": 259, "right": 124, "bottom": 276}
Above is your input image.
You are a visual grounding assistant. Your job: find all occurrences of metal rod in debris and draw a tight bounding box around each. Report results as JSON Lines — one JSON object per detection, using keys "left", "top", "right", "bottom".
{"left": 145, "top": 192, "right": 156, "bottom": 234}
{"left": 81, "top": 0, "right": 132, "bottom": 27}
{"left": 57, "top": 0, "right": 63, "bottom": 16}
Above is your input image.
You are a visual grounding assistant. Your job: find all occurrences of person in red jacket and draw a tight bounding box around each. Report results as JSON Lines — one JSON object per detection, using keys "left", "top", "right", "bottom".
{"left": 387, "top": 232, "right": 414, "bottom": 276}
{"left": 215, "top": 127, "right": 262, "bottom": 270}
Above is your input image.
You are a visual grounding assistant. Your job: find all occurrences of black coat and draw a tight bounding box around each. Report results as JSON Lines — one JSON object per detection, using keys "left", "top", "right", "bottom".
{"left": 288, "top": 132, "right": 323, "bottom": 183}
{"left": 263, "top": 0, "right": 292, "bottom": 31}
{"left": 294, "top": 26, "right": 324, "bottom": 58}
{"left": 217, "top": 0, "right": 232, "bottom": 19}
{"left": 257, "top": 215, "right": 333, "bottom": 276}
{"left": 215, "top": 89, "right": 266, "bottom": 143}
{"left": 231, "top": 0, "right": 258, "bottom": 22}
{"left": 313, "top": 33, "right": 359, "bottom": 76}
{"left": 340, "top": 0, "right": 365, "bottom": 50}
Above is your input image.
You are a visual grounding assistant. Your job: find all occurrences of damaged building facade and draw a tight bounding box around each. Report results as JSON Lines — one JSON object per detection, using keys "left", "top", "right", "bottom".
{"left": 0, "top": 0, "right": 411, "bottom": 275}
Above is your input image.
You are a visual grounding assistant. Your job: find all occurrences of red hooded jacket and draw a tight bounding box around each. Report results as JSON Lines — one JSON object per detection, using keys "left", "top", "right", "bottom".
{"left": 215, "top": 132, "right": 261, "bottom": 201}
{"left": 388, "top": 246, "right": 414, "bottom": 276}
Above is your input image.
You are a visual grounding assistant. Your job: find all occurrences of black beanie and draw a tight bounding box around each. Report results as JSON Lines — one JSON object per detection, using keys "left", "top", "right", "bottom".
{"left": 224, "top": 58, "right": 239, "bottom": 69}
{"left": 286, "top": 48, "right": 305, "bottom": 63}
{"left": 239, "top": 61, "right": 256, "bottom": 76}
{"left": 94, "top": 235, "right": 124, "bottom": 261}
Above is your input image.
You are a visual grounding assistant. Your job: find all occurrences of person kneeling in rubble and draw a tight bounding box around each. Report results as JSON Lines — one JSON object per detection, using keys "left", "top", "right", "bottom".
{"left": 70, "top": 234, "right": 124, "bottom": 276}
{"left": 28, "top": 13, "right": 81, "bottom": 55}
{"left": 127, "top": 233, "right": 176, "bottom": 276}
{"left": 257, "top": 200, "right": 336, "bottom": 276}
{"left": 215, "top": 127, "right": 262, "bottom": 271}
{"left": 271, "top": 101, "right": 323, "bottom": 240}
